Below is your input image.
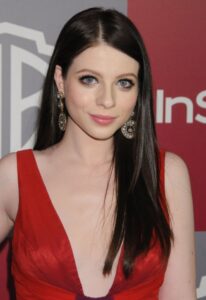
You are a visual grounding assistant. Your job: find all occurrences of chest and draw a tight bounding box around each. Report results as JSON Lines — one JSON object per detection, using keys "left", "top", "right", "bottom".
{"left": 33, "top": 160, "right": 118, "bottom": 296}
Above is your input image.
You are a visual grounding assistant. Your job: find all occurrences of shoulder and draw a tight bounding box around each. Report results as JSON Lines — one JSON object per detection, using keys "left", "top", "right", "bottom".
{"left": 164, "top": 151, "right": 190, "bottom": 177}
{"left": 163, "top": 151, "right": 193, "bottom": 226}
{"left": 0, "top": 152, "right": 19, "bottom": 223}
{"left": 160, "top": 150, "right": 191, "bottom": 191}
{"left": 0, "top": 149, "right": 33, "bottom": 178}
{"left": 164, "top": 151, "right": 191, "bottom": 198}
{"left": 0, "top": 152, "right": 17, "bottom": 182}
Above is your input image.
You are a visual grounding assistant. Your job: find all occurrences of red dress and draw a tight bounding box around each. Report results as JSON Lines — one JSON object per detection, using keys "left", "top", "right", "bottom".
{"left": 12, "top": 149, "right": 168, "bottom": 300}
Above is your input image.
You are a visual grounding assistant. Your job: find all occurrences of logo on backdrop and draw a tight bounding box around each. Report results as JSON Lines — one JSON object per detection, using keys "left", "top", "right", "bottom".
{"left": 0, "top": 22, "right": 53, "bottom": 157}
{"left": 156, "top": 89, "right": 206, "bottom": 124}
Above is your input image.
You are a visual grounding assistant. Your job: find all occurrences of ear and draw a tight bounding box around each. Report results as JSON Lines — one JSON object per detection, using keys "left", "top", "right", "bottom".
{"left": 54, "top": 65, "right": 65, "bottom": 93}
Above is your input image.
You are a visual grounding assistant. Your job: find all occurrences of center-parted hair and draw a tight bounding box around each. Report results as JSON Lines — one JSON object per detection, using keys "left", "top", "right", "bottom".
{"left": 34, "top": 7, "right": 173, "bottom": 277}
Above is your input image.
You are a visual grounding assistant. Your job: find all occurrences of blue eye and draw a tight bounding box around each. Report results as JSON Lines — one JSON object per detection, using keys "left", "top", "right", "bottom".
{"left": 79, "top": 75, "right": 98, "bottom": 85}
{"left": 118, "top": 79, "right": 134, "bottom": 89}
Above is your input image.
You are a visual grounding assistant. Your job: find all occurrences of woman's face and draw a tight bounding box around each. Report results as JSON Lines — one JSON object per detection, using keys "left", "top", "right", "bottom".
{"left": 54, "top": 43, "right": 139, "bottom": 140}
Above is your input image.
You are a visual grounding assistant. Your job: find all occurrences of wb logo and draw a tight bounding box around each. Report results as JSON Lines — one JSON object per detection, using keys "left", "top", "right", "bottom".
{"left": 0, "top": 22, "right": 54, "bottom": 157}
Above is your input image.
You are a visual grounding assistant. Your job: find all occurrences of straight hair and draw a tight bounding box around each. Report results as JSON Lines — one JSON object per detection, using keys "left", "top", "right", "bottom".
{"left": 34, "top": 7, "right": 173, "bottom": 277}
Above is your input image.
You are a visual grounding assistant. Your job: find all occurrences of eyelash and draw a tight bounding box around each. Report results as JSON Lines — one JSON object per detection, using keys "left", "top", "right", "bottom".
{"left": 79, "top": 75, "right": 97, "bottom": 85}
{"left": 79, "top": 75, "right": 135, "bottom": 89}
{"left": 118, "top": 79, "right": 135, "bottom": 89}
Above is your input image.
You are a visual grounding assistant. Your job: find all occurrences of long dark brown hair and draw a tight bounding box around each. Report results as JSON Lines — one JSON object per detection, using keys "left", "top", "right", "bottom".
{"left": 34, "top": 7, "right": 173, "bottom": 277}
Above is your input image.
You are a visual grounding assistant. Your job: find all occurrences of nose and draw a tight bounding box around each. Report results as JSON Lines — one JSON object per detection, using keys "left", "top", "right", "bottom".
{"left": 96, "top": 83, "right": 116, "bottom": 108}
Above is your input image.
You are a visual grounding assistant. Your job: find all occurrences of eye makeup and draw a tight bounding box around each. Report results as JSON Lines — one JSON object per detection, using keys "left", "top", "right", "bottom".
{"left": 78, "top": 73, "right": 136, "bottom": 89}
{"left": 118, "top": 79, "right": 135, "bottom": 89}
{"left": 79, "top": 75, "right": 98, "bottom": 85}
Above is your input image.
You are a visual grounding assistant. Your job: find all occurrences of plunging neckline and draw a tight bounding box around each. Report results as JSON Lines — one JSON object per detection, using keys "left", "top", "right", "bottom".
{"left": 29, "top": 149, "right": 124, "bottom": 298}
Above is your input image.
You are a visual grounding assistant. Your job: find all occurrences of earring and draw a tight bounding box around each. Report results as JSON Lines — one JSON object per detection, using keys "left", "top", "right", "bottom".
{"left": 121, "top": 112, "right": 136, "bottom": 139}
{"left": 57, "top": 91, "right": 67, "bottom": 132}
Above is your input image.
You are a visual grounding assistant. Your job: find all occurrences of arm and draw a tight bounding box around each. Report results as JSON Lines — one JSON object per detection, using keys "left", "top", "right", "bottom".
{"left": 0, "top": 153, "right": 18, "bottom": 243}
{"left": 159, "top": 152, "right": 196, "bottom": 300}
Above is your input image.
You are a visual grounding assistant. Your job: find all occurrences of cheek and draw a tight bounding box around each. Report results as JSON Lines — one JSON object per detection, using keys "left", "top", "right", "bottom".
{"left": 65, "top": 84, "right": 91, "bottom": 111}
{"left": 119, "top": 91, "right": 138, "bottom": 112}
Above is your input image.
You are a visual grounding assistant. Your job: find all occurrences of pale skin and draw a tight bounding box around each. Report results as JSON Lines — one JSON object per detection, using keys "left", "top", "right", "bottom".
{"left": 0, "top": 43, "right": 196, "bottom": 299}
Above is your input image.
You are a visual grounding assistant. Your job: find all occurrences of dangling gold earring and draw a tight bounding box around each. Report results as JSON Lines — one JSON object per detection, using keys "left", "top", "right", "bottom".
{"left": 121, "top": 112, "right": 136, "bottom": 139}
{"left": 57, "top": 91, "right": 67, "bottom": 132}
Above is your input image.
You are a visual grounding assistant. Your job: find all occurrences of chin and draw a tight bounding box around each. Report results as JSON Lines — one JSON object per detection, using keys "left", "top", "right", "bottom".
{"left": 86, "top": 129, "right": 116, "bottom": 141}
{"left": 90, "top": 134, "right": 114, "bottom": 141}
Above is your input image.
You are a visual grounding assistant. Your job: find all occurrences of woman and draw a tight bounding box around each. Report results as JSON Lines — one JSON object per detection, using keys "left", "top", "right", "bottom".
{"left": 0, "top": 7, "right": 196, "bottom": 300}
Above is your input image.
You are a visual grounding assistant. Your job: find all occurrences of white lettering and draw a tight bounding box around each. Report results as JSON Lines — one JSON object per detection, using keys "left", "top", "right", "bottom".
{"left": 195, "top": 91, "right": 206, "bottom": 123}
{"left": 165, "top": 96, "right": 193, "bottom": 123}
{"left": 155, "top": 90, "right": 206, "bottom": 124}
{"left": 156, "top": 89, "right": 164, "bottom": 123}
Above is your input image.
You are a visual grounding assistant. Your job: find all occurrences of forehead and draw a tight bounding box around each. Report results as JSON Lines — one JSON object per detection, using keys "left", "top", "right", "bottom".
{"left": 68, "top": 43, "right": 139, "bottom": 76}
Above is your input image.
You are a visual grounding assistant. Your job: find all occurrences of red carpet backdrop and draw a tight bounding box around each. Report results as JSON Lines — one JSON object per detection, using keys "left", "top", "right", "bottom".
{"left": 0, "top": 0, "right": 205, "bottom": 299}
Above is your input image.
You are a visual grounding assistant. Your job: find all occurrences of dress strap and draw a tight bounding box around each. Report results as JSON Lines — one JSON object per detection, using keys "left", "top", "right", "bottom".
{"left": 17, "top": 149, "right": 34, "bottom": 182}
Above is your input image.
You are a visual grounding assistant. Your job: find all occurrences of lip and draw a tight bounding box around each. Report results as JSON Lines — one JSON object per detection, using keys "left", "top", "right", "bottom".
{"left": 89, "top": 114, "right": 116, "bottom": 125}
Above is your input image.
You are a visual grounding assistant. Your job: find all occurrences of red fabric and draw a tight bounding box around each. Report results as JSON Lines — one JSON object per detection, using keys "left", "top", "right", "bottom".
{"left": 12, "top": 149, "right": 168, "bottom": 300}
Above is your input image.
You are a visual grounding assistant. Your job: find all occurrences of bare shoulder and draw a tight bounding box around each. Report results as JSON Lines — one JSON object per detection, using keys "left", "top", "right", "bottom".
{"left": 165, "top": 151, "right": 190, "bottom": 179}
{"left": 0, "top": 152, "right": 19, "bottom": 221}
{"left": 164, "top": 151, "right": 192, "bottom": 206}
{"left": 0, "top": 152, "right": 18, "bottom": 184}
{"left": 0, "top": 152, "right": 19, "bottom": 242}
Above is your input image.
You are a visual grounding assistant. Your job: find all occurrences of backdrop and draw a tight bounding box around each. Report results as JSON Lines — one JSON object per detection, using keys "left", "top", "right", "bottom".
{"left": 0, "top": 0, "right": 205, "bottom": 299}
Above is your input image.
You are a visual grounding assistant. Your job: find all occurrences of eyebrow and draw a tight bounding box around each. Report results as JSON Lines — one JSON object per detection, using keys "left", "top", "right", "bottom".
{"left": 75, "top": 68, "right": 137, "bottom": 79}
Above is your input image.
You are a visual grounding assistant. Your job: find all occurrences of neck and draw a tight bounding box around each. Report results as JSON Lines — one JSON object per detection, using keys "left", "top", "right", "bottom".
{"left": 56, "top": 120, "right": 114, "bottom": 166}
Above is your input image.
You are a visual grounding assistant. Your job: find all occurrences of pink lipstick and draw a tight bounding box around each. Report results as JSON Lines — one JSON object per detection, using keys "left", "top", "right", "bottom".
{"left": 90, "top": 114, "right": 116, "bottom": 125}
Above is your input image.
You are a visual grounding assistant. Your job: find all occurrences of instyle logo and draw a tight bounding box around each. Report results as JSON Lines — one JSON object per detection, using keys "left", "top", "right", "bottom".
{"left": 156, "top": 89, "right": 206, "bottom": 124}
{"left": 0, "top": 22, "right": 54, "bottom": 157}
